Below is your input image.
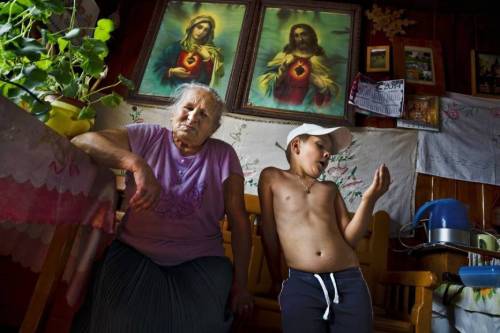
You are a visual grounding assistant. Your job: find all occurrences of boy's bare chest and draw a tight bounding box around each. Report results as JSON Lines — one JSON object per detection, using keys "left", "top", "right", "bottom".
{"left": 272, "top": 179, "right": 336, "bottom": 218}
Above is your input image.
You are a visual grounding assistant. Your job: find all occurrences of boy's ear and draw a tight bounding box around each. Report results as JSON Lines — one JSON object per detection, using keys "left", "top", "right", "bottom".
{"left": 291, "top": 137, "right": 301, "bottom": 155}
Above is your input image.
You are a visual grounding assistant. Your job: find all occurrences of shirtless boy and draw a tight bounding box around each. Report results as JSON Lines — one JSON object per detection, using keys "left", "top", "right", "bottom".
{"left": 258, "top": 123, "right": 390, "bottom": 333}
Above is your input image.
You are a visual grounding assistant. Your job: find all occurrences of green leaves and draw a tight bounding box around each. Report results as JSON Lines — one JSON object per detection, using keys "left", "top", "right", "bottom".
{"left": 57, "top": 37, "right": 69, "bottom": 52}
{"left": 0, "top": 2, "right": 25, "bottom": 16}
{"left": 62, "top": 81, "right": 78, "bottom": 98}
{"left": 100, "top": 92, "right": 122, "bottom": 107}
{"left": 30, "top": 99, "right": 51, "bottom": 116}
{"left": 0, "top": 0, "right": 132, "bottom": 124}
{"left": 35, "top": 58, "right": 51, "bottom": 70}
{"left": 32, "top": 0, "right": 64, "bottom": 14}
{"left": 64, "top": 28, "right": 80, "bottom": 39}
{"left": 16, "top": 38, "right": 45, "bottom": 61}
{"left": 81, "top": 53, "right": 104, "bottom": 78}
{"left": 78, "top": 105, "right": 96, "bottom": 120}
{"left": 118, "top": 74, "right": 135, "bottom": 90}
{"left": 77, "top": 38, "right": 108, "bottom": 77}
{"left": 0, "top": 23, "right": 12, "bottom": 36}
{"left": 81, "top": 38, "right": 108, "bottom": 59}
{"left": 50, "top": 60, "right": 72, "bottom": 85}
{"left": 23, "top": 64, "right": 47, "bottom": 81}
{"left": 93, "top": 19, "right": 114, "bottom": 42}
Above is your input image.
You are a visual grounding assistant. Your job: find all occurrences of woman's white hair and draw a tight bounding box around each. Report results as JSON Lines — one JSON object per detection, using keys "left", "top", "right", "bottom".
{"left": 168, "top": 83, "right": 228, "bottom": 129}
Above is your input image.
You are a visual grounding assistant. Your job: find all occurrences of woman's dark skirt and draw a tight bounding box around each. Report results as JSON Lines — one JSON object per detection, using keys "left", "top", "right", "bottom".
{"left": 71, "top": 240, "right": 233, "bottom": 333}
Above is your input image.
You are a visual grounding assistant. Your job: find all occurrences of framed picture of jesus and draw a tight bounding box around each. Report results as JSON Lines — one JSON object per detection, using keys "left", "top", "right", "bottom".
{"left": 235, "top": 0, "right": 361, "bottom": 125}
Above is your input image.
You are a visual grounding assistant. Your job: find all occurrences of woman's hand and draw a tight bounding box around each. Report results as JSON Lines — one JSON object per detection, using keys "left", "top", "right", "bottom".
{"left": 230, "top": 285, "right": 254, "bottom": 321}
{"left": 363, "top": 164, "right": 390, "bottom": 203}
{"left": 129, "top": 158, "right": 162, "bottom": 212}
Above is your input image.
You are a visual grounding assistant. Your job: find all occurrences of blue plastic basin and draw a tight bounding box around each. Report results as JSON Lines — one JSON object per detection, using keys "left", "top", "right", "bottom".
{"left": 458, "top": 265, "right": 500, "bottom": 288}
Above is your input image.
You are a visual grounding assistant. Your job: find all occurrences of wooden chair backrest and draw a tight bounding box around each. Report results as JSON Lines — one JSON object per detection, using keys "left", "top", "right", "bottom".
{"left": 221, "top": 194, "right": 391, "bottom": 302}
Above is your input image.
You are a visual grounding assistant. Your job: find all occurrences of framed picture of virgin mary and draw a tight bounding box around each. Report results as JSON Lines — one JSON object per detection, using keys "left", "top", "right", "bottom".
{"left": 130, "top": 0, "right": 255, "bottom": 105}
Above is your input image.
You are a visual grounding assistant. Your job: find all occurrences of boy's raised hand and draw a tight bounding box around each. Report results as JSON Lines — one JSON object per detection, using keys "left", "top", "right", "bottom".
{"left": 363, "top": 164, "right": 390, "bottom": 202}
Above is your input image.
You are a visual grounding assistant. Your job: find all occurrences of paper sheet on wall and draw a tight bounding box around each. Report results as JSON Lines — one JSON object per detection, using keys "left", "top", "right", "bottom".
{"left": 416, "top": 92, "right": 500, "bottom": 185}
{"left": 348, "top": 73, "right": 405, "bottom": 117}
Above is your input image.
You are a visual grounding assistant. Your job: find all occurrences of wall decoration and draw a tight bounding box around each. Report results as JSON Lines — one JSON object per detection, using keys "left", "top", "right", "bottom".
{"left": 237, "top": 0, "right": 361, "bottom": 125}
{"left": 365, "top": 4, "right": 415, "bottom": 41}
{"left": 129, "top": 106, "right": 144, "bottom": 123}
{"left": 416, "top": 92, "right": 500, "bottom": 186}
{"left": 471, "top": 50, "right": 500, "bottom": 99}
{"left": 396, "top": 95, "right": 440, "bottom": 131}
{"left": 129, "top": 0, "right": 255, "bottom": 104}
{"left": 366, "top": 45, "right": 390, "bottom": 72}
{"left": 318, "top": 141, "right": 363, "bottom": 204}
{"left": 349, "top": 73, "right": 404, "bottom": 117}
{"left": 393, "top": 37, "right": 445, "bottom": 95}
{"left": 212, "top": 116, "right": 418, "bottom": 236}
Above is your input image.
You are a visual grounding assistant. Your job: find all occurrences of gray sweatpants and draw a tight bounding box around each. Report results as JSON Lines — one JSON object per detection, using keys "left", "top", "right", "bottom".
{"left": 279, "top": 267, "right": 373, "bottom": 333}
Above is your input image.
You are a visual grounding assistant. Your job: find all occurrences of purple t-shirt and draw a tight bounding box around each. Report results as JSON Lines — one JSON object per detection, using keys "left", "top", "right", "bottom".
{"left": 118, "top": 124, "right": 243, "bottom": 266}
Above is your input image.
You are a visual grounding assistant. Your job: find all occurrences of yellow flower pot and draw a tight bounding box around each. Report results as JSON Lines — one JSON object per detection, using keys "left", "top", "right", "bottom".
{"left": 45, "top": 99, "right": 95, "bottom": 138}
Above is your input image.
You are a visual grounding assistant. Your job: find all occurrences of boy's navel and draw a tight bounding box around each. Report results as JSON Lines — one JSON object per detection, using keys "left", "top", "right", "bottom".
{"left": 316, "top": 251, "right": 322, "bottom": 256}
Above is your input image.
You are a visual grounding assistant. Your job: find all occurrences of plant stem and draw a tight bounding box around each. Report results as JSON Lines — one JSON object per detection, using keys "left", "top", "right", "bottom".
{"left": 22, "top": 20, "right": 34, "bottom": 38}
{"left": 7, "top": 1, "right": 17, "bottom": 24}
{"left": 9, "top": 8, "right": 30, "bottom": 26}
{"left": 82, "top": 81, "right": 122, "bottom": 99}
{"left": 0, "top": 77, "right": 49, "bottom": 114}
{"left": 69, "top": 0, "right": 77, "bottom": 29}
{"left": 5, "top": 34, "right": 23, "bottom": 44}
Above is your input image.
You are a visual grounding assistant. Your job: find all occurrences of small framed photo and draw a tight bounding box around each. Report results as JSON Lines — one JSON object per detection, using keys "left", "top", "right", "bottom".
{"left": 129, "top": 0, "right": 255, "bottom": 105}
{"left": 471, "top": 50, "right": 500, "bottom": 98}
{"left": 366, "top": 45, "right": 390, "bottom": 72}
{"left": 393, "top": 38, "right": 445, "bottom": 95}
{"left": 236, "top": 0, "right": 362, "bottom": 125}
{"left": 396, "top": 94, "right": 440, "bottom": 131}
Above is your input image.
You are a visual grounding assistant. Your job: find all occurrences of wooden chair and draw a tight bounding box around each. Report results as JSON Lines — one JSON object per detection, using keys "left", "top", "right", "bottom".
{"left": 222, "top": 194, "right": 438, "bottom": 333}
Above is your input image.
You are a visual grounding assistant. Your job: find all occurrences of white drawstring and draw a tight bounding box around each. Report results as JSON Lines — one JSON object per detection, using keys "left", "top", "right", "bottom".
{"left": 330, "top": 273, "right": 339, "bottom": 304}
{"left": 314, "top": 273, "right": 339, "bottom": 320}
{"left": 314, "top": 274, "right": 330, "bottom": 320}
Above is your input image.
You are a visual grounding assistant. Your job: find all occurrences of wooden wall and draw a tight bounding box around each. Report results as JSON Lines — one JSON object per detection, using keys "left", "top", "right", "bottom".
{"left": 415, "top": 175, "right": 500, "bottom": 231}
{"left": 98, "top": 0, "right": 500, "bottom": 232}
{"left": 356, "top": 0, "right": 500, "bottom": 232}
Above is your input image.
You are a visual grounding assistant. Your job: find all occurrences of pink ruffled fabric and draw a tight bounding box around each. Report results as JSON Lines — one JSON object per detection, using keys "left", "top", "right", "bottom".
{"left": 0, "top": 99, "right": 117, "bottom": 311}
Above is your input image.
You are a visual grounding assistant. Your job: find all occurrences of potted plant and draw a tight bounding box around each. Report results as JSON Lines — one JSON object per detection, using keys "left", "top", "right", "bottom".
{"left": 0, "top": 0, "right": 133, "bottom": 137}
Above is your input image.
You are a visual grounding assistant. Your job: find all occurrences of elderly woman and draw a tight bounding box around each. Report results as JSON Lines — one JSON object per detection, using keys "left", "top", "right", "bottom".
{"left": 71, "top": 83, "right": 252, "bottom": 332}
{"left": 155, "top": 15, "right": 224, "bottom": 87}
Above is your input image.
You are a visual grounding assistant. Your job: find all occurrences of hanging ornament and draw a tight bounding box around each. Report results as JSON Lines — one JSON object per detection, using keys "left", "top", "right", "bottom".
{"left": 365, "top": 4, "right": 416, "bottom": 41}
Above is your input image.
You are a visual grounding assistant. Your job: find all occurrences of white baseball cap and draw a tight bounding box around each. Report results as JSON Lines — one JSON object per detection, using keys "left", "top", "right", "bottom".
{"left": 286, "top": 123, "right": 352, "bottom": 154}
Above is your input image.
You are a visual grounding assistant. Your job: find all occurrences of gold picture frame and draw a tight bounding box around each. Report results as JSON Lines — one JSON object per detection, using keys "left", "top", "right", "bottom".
{"left": 236, "top": 0, "right": 362, "bottom": 126}
{"left": 396, "top": 94, "right": 440, "bottom": 131}
{"left": 471, "top": 49, "right": 500, "bottom": 99}
{"left": 129, "top": 0, "right": 255, "bottom": 105}
{"left": 366, "top": 45, "right": 390, "bottom": 72}
{"left": 393, "top": 37, "right": 445, "bottom": 95}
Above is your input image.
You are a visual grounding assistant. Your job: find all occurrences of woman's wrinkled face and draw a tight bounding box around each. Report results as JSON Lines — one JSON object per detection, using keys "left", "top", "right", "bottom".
{"left": 171, "top": 88, "right": 220, "bottom": 147}
{"left": 192, "top": 22, "right": 211, "bottom": 42}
